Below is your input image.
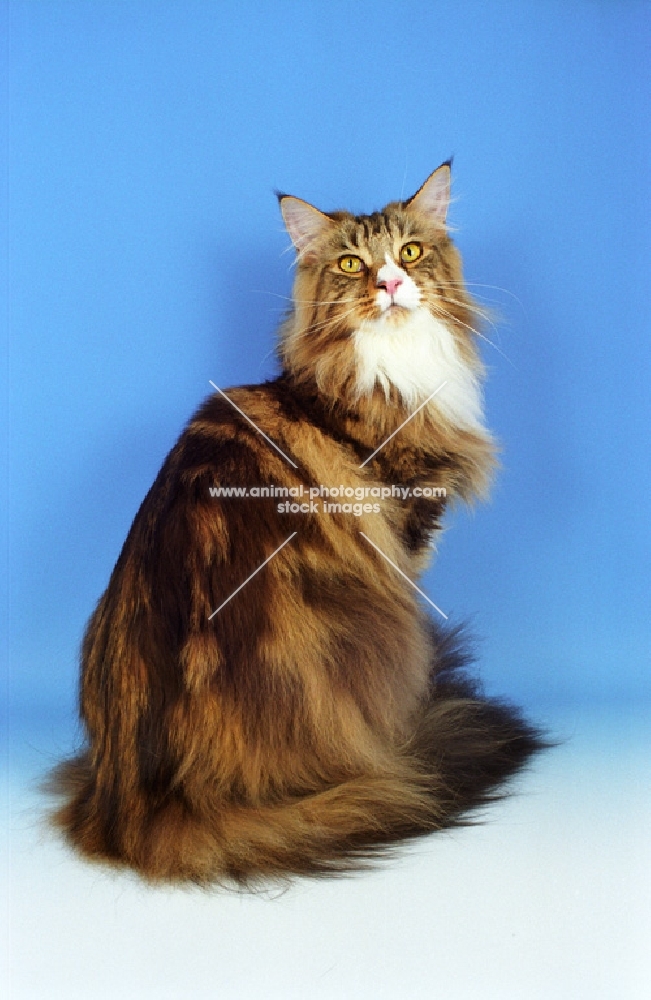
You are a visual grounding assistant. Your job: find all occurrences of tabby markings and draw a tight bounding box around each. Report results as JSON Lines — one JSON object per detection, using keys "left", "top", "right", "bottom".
{"left": 358, "top": 380, "right": 448, "bottom": 468}
{"left": 359, "top": 532, "right": 448, "bottom": 620}
{"left": 208, "top": 532, "right": 298, "bottom": 619}
{"left": 209, "top": 380, "right": 298, "bottom": 468}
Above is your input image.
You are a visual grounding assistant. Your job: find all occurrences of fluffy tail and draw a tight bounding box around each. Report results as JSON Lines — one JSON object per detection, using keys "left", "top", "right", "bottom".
{"left": 46, "top": 632, "right": 547, "bottom": 886}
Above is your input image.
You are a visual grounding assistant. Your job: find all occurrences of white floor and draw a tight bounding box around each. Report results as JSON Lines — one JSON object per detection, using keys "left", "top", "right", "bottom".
{"left": 3, "top": 705, "right": 650, "bottom": 999}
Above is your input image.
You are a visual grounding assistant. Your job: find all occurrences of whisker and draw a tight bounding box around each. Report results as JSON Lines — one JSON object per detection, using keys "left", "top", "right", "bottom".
{"left": 305, "top": 305, "right": 361, "bottom": 336}
{"left": 305, "top": 300, "right": 368, "bottom": 337}
{"left": 432, "top": 291, "right": 494, "bottom": 322}
{"left": 257, "top": 345, "right": 278, "bottom": 373}
{"left": 250, "top": 290, "right": 361, "bottom": 307}
{"left": 432, "top": 304, "right": 518, "bottom": 369}
{"left": 433, "top": 293, "right": 503, "bottom": 342}
{"left": 254, "top": 275, "right": 517, "bottom": 366}
{"left": 442, "top": 280, "right": 525, "bottom": 309}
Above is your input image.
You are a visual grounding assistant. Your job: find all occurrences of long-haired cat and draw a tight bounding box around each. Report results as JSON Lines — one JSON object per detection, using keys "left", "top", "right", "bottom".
{"left": 48, "top": 163, "right": 545, "bottom": 884}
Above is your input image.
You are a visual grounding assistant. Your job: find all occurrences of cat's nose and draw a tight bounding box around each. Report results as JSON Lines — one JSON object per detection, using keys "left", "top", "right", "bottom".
{"left": 377, "top": 277, "right": 403, "bottom": 297}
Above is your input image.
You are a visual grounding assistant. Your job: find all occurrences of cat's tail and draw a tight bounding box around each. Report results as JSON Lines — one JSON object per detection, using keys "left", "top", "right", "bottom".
{"left": 46, "top": 752, "right": 446, "bottom": 884}
{"left": 47, "top": 670, "right": 546, "bottom": 886}
{"left": 202, "top": 690, "right": 544, "bottom": 885}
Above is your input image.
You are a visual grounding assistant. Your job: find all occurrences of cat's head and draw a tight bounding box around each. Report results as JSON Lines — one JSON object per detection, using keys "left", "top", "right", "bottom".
{"left": 278, "top": 163, "right": 485, "bottom": 429}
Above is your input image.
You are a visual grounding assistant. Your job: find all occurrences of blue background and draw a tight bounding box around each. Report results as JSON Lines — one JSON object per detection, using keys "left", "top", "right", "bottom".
{"left": 6, "top": 0, "right": 650, "bottom": 716}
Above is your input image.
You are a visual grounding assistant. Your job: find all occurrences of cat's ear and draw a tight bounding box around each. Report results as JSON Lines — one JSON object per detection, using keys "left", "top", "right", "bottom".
{"left": 278, "top": 195, "right": 335, "bottom": 258}
{"left": 405, "top": 161, "right": 452, "bottom": 225}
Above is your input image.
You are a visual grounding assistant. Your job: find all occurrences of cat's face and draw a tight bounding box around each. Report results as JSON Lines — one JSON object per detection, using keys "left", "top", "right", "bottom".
{"left": 279, "top": 164, "right": 483, "bottom": 425}
{"left": 280, "top": 164, "right": 456, "bottom": 327}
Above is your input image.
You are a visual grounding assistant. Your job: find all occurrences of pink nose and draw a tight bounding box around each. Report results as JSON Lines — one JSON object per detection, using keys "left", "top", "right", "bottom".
{"left": 378, "top": 277, "right": 403, "bottom": 297}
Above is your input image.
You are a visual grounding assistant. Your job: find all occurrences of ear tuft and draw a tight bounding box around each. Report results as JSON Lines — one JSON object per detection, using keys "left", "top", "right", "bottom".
{"left": 279, "top": 195, "right": 335, "bottom": 255}
{"left": 405, "top": 162, "right": 452, "bottom": 224}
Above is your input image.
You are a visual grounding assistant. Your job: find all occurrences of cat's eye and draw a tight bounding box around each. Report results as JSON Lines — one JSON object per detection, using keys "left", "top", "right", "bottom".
{"left": 339, "top": 255, "right": 365, "bottom": 274}
{"left": 400, "top": 242, "right": 422, "bottom": 264}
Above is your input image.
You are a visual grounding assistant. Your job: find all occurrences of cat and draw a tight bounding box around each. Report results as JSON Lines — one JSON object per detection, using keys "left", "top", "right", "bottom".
{"left": 48, "top": 163, "right": 545, "bottom": 885}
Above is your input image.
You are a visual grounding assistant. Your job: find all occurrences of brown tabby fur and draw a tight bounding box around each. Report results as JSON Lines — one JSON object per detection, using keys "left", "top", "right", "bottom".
{"left": 48, "top": 164, "right": 545, "bottom": 885}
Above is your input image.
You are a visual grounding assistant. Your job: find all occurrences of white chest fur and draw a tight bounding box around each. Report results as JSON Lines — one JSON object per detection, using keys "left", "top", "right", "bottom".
{"left": 352, "top": 306, "right": 484, "bottom": 430}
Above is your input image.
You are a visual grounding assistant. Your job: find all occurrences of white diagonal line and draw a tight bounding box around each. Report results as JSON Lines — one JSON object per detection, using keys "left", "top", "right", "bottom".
{"left": 358, "top": 531, "right": 448, "bottom": 620}
{"left": 209, "top": 532, "right": 298, "bottom": 619}
{"left": 209, "top": 380, "right": 299, "bottom": 468}
{"left": 358, "top": 381, "right": 448, "bottom": 468}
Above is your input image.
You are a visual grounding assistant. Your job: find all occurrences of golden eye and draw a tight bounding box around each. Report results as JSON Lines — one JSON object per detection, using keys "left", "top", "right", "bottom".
{"left": 400, "top": 242, "right": 422, "bottom": 264}
{"left": 339, "top": 255, "right": 364, "bottom": 274}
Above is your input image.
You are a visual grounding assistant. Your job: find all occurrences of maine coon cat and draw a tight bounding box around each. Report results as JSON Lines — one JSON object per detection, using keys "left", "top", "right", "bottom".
{"left": 49, "top": 163, "right": 544, "bottom": 884}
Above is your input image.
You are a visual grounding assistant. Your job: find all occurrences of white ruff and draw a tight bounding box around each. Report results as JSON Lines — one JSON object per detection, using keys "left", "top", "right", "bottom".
{"left": 352, "top": 307, "right": 484, "bottom": 429}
